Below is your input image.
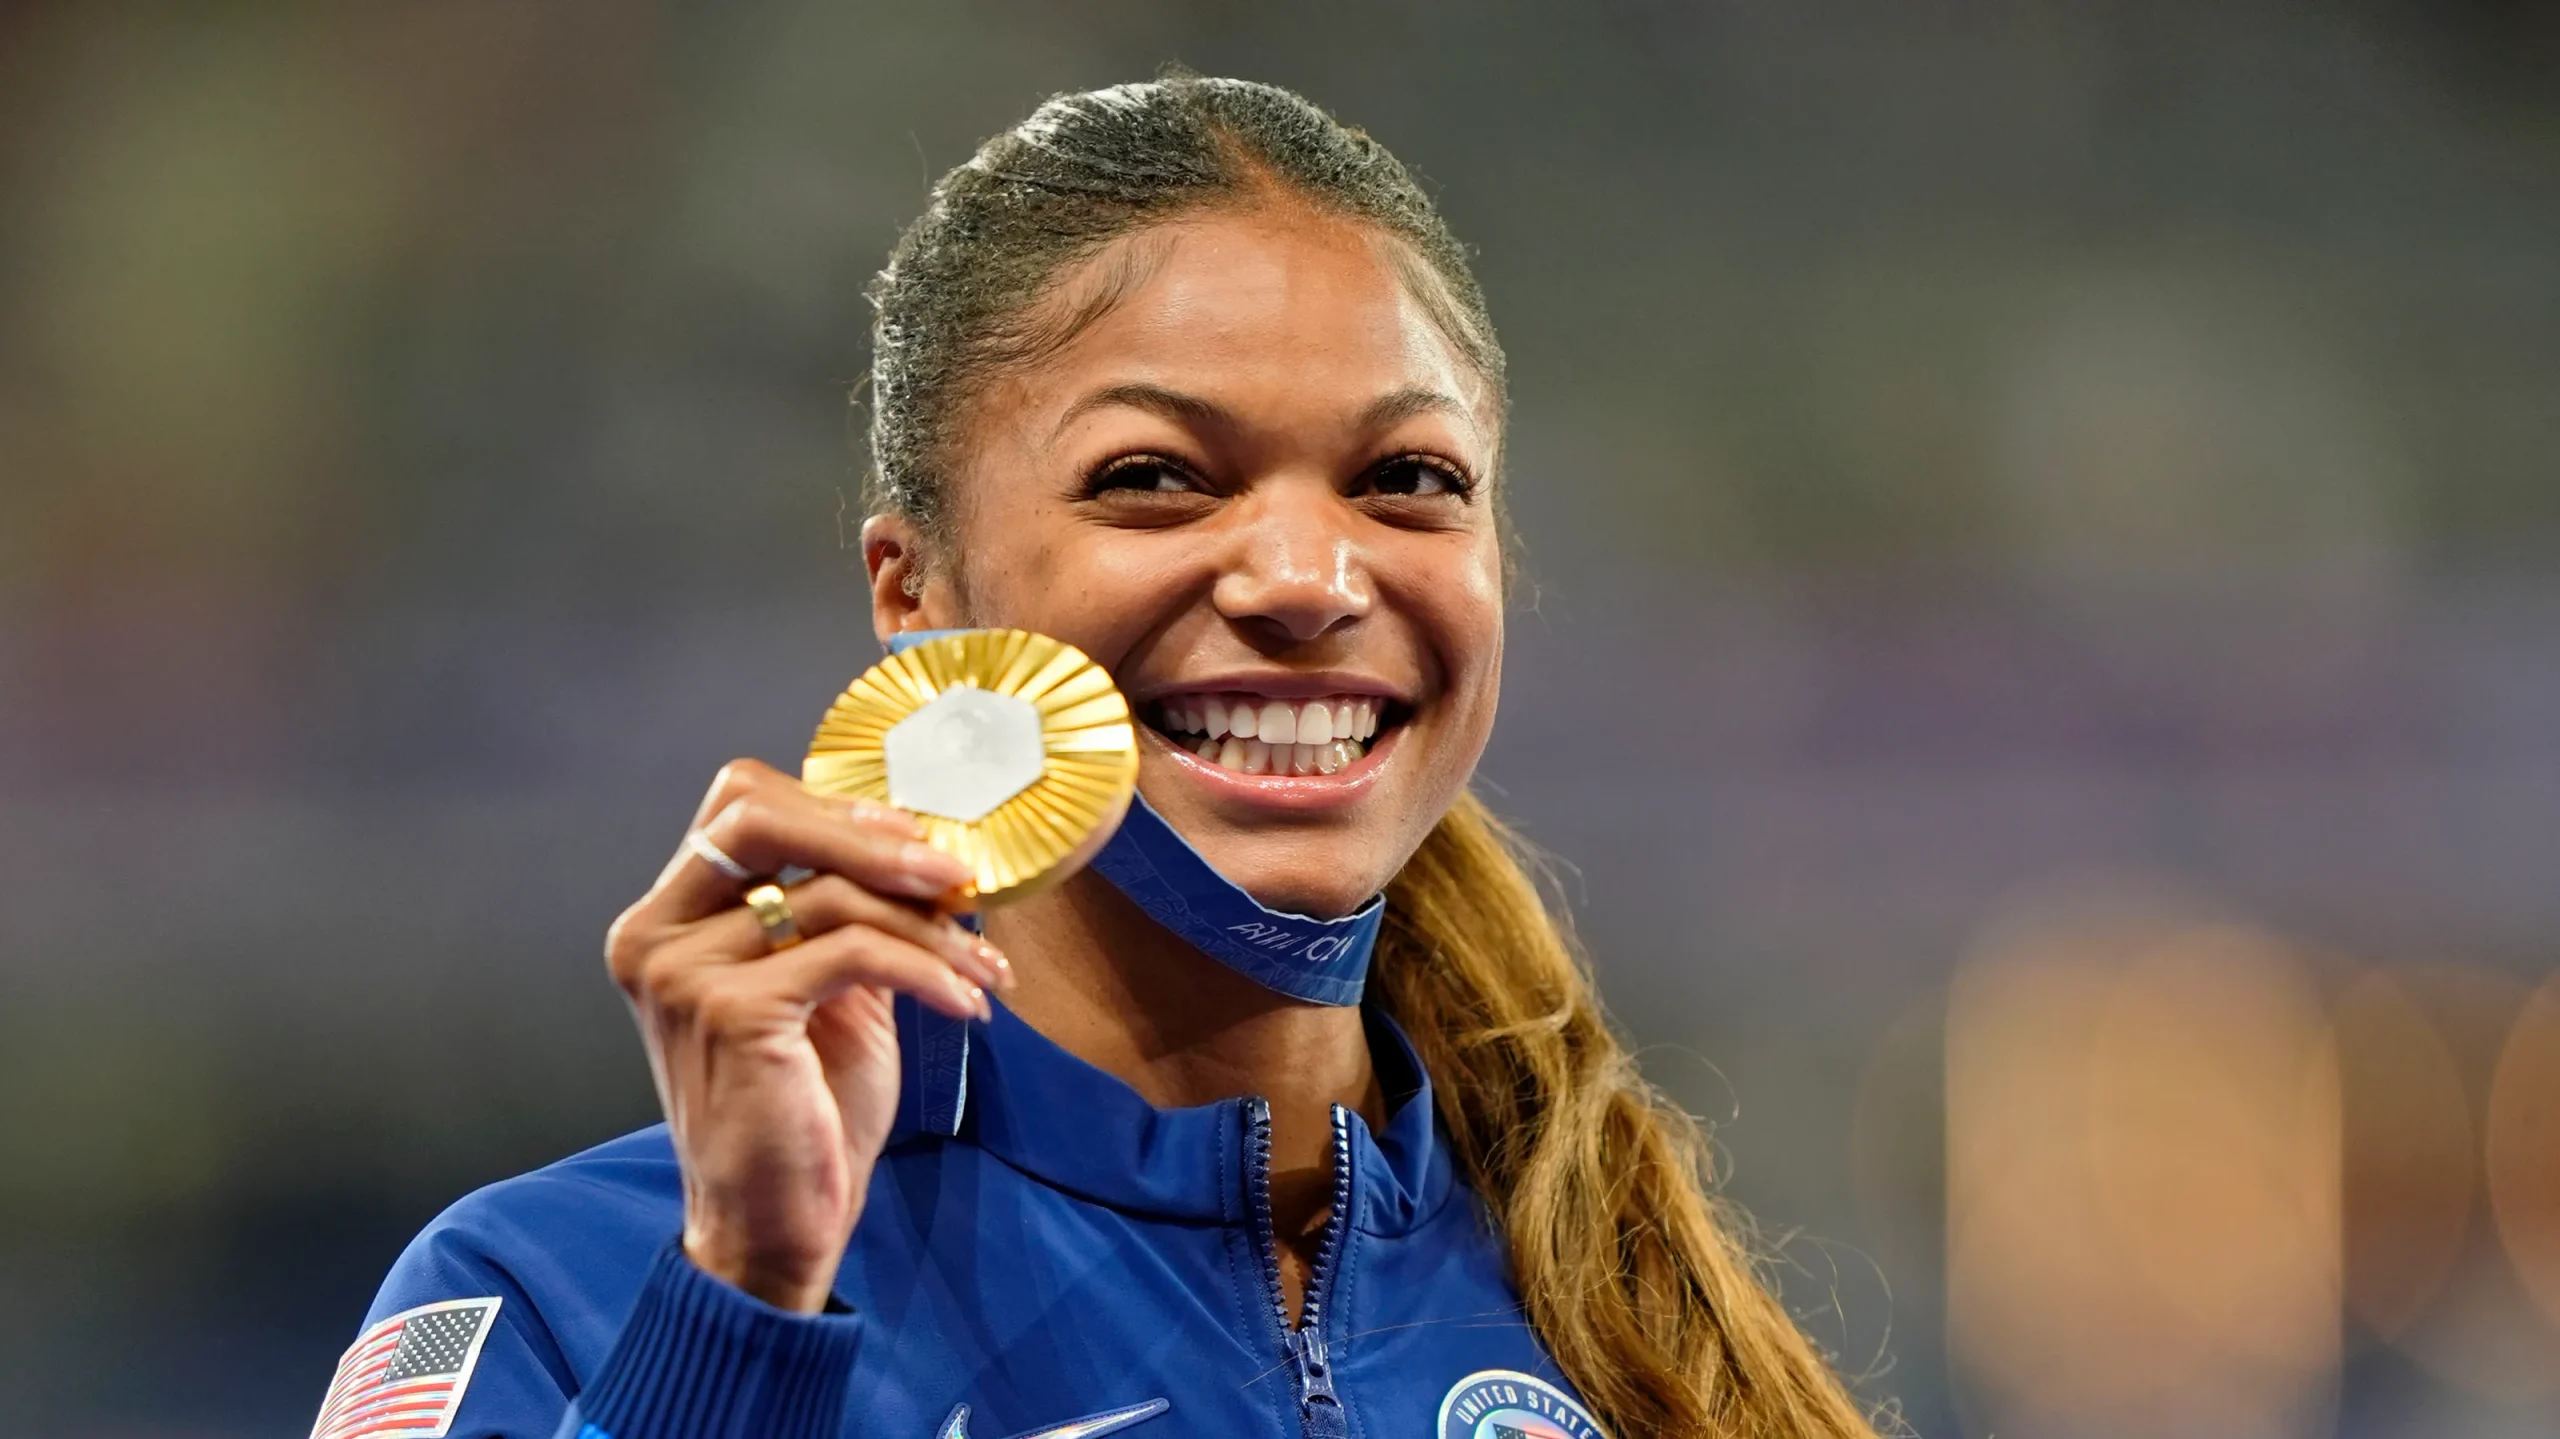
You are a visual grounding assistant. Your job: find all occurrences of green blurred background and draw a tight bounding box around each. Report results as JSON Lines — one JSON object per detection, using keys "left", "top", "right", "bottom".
{"left": 3, "top": 3, "right": 2557, "bottom": 1435}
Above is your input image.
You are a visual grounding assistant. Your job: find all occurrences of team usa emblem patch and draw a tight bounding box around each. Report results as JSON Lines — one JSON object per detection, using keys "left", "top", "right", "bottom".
{"left": 1435, "top": 1369, "right": 1607, "bottom": 1439}
{"left": 309, "top": 1297, "right": 502, "bottom": 1439}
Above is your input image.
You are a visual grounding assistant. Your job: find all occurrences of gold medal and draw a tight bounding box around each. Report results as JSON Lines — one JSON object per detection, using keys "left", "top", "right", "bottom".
{"left": 802, "top": 629, "right": 1139, "bottom": 906}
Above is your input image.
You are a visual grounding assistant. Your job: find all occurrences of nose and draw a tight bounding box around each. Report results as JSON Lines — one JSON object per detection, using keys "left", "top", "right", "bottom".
{"left": 1211, "top": 481, "right": 1371, "bottom": 645}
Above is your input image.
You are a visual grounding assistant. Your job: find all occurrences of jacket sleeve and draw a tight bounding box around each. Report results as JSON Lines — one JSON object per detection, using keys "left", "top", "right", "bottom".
{"left": 559, "top": 1242, "right": 864, "bottom": 1439}
{"left": 327, "top": 1205, "right": 861, "bottom": 1439}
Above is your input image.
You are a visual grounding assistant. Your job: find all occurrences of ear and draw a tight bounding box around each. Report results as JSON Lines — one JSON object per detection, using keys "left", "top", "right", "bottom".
{"left": 862, "top": 512, "right": 961, "bottom": 646}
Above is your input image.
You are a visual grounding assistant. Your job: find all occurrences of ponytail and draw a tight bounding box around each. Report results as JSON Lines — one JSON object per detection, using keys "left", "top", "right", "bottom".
{"left": 1375, "top": 793, "right": 1880, "bottom": 1438}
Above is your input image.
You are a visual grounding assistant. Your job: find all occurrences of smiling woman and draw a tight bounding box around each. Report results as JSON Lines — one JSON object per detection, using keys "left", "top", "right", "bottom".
{"left": 314, "top": 76, "right": 1880, "bottom": 1439}
{"left": 871, "top": 196, "right": 1504, "bottom": 926}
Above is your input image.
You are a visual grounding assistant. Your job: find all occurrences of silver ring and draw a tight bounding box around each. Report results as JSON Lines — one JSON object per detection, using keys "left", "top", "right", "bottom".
{"left": 684, "top": 829, "right": 755, "bottom": 883}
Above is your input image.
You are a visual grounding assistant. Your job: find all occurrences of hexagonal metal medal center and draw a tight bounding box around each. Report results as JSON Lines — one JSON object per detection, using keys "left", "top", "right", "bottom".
{"left": 883, "top": 685, "right": 1046, "bottom": 822}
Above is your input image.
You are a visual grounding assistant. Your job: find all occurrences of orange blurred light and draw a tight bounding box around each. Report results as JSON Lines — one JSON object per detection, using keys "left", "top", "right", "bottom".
{"left": 2488, "top": 973, "right": 2560, "bottom": 1332}
{"left": 2360, "top": 965, "right": 2560, "bottom": 1399}
{"left": 1946, "top": 892, "right": 2339, "bottom": 1439}
{"left": 2334, "top": 970, "right": 2474, "bottom": 1339}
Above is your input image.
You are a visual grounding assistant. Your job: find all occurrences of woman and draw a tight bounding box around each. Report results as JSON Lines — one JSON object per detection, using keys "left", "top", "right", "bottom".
{"left": 317, "top": 77, "right": 1878, "bottom": 1439}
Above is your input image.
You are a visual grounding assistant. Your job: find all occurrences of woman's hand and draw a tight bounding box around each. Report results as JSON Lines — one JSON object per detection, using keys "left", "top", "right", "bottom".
{"left": 604, "top": 760, "right": 1008, "bottom": 1313}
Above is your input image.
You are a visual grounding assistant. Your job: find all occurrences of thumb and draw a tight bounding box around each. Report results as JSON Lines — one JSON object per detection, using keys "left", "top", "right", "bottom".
{"left": 807, "top": 987, "right": 904, "bottom": 1157}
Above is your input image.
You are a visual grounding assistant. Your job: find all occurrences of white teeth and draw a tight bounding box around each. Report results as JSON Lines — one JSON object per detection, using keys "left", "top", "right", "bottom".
{"left": 1164, "top": 691, "right": 1390, "bottom": 770}
{"left": 1186, "top": 729, "right": 1368, "bottom": 773}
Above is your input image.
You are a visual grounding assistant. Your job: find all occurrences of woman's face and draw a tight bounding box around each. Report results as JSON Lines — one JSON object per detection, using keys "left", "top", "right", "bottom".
{"left": 865, "top": 202, "right": 1505, "bottom": 919}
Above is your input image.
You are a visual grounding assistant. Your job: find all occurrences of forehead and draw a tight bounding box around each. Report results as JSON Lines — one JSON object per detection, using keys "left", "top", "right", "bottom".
{"left": 998, "top": 204, "right": 1494, "bottom": 432}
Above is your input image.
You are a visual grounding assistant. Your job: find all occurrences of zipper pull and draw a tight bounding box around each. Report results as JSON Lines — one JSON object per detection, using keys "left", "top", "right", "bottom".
{"left": 1290, "top": 1329, "right": 1348, "bottom": 1437}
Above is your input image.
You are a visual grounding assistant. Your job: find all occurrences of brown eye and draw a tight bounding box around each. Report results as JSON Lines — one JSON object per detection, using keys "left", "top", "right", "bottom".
{"left": 1085, "top": 456, "right": 1202, "bottom": 496}
{"left": 1366, "top": 455, "right": 1472, "bottom": 498}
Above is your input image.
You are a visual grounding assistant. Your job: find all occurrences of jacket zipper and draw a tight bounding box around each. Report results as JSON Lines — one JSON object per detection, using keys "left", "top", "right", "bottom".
{"left": 1245, "top": 1096, "right": 1354, "bottom": 1439}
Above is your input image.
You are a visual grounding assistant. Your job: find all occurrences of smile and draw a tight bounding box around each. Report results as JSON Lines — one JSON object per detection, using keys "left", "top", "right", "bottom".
{"left": 1144, "top": 693, "right": 1397, "bottom": 777}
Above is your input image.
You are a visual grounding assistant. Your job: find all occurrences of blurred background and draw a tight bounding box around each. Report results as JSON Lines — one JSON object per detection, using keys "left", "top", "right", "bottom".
{"left": 3, "top": 2, "right": 2557, "bottom": 1435}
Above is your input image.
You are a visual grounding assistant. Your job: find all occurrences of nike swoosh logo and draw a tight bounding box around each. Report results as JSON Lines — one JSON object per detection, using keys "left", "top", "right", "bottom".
{"left": 935, "top": 1398, "right": 1170, "bottom": 1439}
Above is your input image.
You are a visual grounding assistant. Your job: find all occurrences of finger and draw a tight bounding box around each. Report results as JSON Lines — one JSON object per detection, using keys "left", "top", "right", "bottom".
{"left": 683, "top": 758, "right": 789, "bottom": 832}
{"left": 715, "top": 921, "right": 991, "bottom": 1024}
{"left": 682, "top": 875, "right": 1012, "bottom": 993}
{"left": 696, "top": 759, "right": 923, "bottom": 841}
{"left": 655, "top": 760, "right": 924, "bottom": 893}
{"left": 645, "top": 793, "right": 970, "bottom": 927}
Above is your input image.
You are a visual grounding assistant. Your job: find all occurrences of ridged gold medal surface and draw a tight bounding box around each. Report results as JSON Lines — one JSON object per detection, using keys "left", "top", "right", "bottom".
{"left": 803, "top": 629, "right": 1139, "bottom": 906}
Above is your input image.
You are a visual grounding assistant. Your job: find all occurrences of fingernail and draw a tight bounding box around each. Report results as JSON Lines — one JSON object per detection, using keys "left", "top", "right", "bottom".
{"left": 852, "top": 799, "right": 922, "bottom": 835}
{"left": 965, "top": 983, "right": 992, "bottom": 1022}
{"left": 893, "top": 843, "right": 969, "bottom": 896}
{"left": 937, "top": 928, "right": 994, "bottom": 982}
{"left": 904, "top": 841, "right": 965, "bottom": 875}
{"left": 977, "top": 941, "right": 1015, "bottom": 991}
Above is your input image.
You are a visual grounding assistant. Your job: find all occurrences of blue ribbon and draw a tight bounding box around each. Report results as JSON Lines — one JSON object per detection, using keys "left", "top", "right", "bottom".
{"left": 1084, "top": 792, "right": 1379, "bottom": 1006}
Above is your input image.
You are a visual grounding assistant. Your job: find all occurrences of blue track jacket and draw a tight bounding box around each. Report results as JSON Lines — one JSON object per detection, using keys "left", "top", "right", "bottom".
{"left": 332, "top": 998, "right": 1607, "bottom": 1439}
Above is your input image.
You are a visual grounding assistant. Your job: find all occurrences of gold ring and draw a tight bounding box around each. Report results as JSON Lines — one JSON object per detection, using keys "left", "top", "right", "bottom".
{"left": 742, "top": 882, "right": 802, "bottom": 953}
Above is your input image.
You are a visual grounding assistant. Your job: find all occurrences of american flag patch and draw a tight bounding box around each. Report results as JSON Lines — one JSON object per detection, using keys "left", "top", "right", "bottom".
{"left": 309, "top": 1297, "right": 502, "bottom": 1439}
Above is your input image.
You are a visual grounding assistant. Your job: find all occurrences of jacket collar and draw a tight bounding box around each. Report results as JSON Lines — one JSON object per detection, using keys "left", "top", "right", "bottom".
{"left": 886, "top": 994, "right": 1455, "bottom": 1236}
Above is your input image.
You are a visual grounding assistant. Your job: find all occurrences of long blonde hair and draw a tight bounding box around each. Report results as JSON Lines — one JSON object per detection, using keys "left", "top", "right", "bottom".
{"left": 1376, "top": 794, "right": 1879, "bottom": 1437}
{"left": 869, "top": 73, "right": 1879, "bottom": 1438}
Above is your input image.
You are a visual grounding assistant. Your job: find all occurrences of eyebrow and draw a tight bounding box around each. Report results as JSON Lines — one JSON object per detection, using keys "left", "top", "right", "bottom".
{"left": 1052, "top": 383, "right": 1232, "bottom": 441}
{"left": 1051, "top": 382, "right": 1471, "bottom": 441}
{"left": 1355, "top": 386, "right": 1470, "bottom": 434}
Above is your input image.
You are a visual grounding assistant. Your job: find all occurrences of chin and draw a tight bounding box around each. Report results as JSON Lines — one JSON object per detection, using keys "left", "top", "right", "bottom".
{"left": 1193, "top": 838, "right": 1399, "bottom": 921}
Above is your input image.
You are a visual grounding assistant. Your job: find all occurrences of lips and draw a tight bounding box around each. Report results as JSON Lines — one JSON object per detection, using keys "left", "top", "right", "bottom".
{"left": 1144, "top": 692, "right": 1393, "bottom": 777}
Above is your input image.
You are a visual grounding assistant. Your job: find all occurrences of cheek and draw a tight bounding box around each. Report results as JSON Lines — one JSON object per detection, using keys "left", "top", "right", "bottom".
{"left": 1380, "top": 530, "right": 1504, "bottom": 820}
{"left": 1418, "top": 532, "right": 1507, "bottom": 707}
{"left": 951, "top": 519, "right": 1202, "bottom": 675}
